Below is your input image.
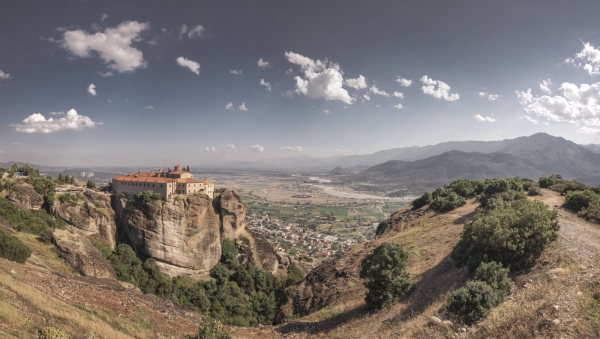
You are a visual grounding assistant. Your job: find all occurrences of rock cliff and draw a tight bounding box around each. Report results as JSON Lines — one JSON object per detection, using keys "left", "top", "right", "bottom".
{"left": 114, "top": 189, "right": 280, "bottom": 278}
{"left": 53, "top": 190, "right": 117, "bottom": 249}
{"left": 7, "top": 184, "right": 43, "bottom": 210}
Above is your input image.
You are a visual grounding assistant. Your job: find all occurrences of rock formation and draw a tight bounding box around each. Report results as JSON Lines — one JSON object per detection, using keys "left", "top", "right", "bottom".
{"left": 7, "top": 184, "right": 43, "bottom": 210}
{"left": 53, "top": 190, "right": 117, "bottom": 249}
{"left": 52, "top": 228, "right": 117, "bottom": 279}
{"left": 114, "top": 189, "right": 280, "bottom": 278}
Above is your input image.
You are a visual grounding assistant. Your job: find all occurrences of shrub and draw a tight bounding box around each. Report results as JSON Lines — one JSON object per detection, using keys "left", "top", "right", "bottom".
{"left": 190, "top": 316, "right": 231, "bottom": 339}
{"left": 484, "top": 179, "right": 510, "bottom": 195}
{"left": 528, "top": 185, "right": 543, "bottom": 196}
{"left": 452, "top": 199, "right": 559, "bottom": 272}
{"left": 550, "top": 181, "right": 587, "bottom": 194}
{"left": 448, "top": 179, "right": 476, "bottom": 197}
{"left": 538, "top": 177, "right": 557, "bottom": 189}
{"left": 432, "top": 187, "right": 449, "bottom": 199}
{"left": 133, "top": 190, "right": 162, "bottom": 205}
{"left": 285, "top": 262, "right": 305, "bottom": 287}
{"left": 564, "top": 189, "right": 600, "bottom": 212}
{"left": 0, "top": 228, "right": 31, "bottom": 263}
{"left": 221, "top": 238, "right": 238, "bottom": 264}
{"left": 479, "top": 190, "right": 527, "bottom": 208}
{"left": 430, "top": 192, "right": 466, "bottom": 212}
{"left": 445, "top": 281, "right": 498, "bottom": 325}
{"left": 360, "top": 242, "right": 414, "bottom": 309}
{"left": 579, "top": 203, "right": 600, "bottom": 224}
{"left": 411, "top": 191, "right": 432, "bottom": 210}
{"left": 520, "top": 179, "right": 536, "bottom": 192}
{"left": 37, "top": 327, "right": 69, "bottom": 339}
{"left": 506, "top": 178, "right": 524, "bottom": 192}
{"left": 473, "top": 261, "right": 512, "bottom": 301}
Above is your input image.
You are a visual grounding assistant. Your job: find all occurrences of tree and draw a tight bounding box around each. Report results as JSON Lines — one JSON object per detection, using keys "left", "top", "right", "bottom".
{"left": 445, "top": 281, "right": 498, "bottom": 325}
{"left": 58, "top": 173, "right": 63, "bottom": 183}
{"left": 359, "top": 242, "right": 414, "bottom": 309}
{"left": 191, "top": 316, "right": 232, "bottom": 339}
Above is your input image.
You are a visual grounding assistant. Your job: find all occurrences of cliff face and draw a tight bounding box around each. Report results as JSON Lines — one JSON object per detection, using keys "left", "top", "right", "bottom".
{"left": 114, "top": 189, "right": 281, "bottom": 278}
{"left": 53, "top": 190, "right": 117, "bottom": 250}
{"left": 7, "top": 184, "right": 43, "bottom": 210}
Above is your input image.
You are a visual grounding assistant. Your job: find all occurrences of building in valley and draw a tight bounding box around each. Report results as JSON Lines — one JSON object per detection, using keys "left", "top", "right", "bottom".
{"left": 112, "top": 164, "right": 214, "bottom": 200}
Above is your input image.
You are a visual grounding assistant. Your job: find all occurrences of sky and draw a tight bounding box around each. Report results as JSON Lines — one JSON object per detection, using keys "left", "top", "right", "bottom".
{"left": 2, "top": 0, "right": 600, "bottom": 167}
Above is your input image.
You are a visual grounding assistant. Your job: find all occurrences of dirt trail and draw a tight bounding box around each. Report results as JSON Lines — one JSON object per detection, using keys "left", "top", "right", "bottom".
{"left": 534, "top": 190, "right": 600, "bottom": 264}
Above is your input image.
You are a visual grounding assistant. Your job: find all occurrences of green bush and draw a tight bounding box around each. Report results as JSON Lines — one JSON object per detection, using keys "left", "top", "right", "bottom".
{"left": 473, "top": 261, "right": 512, "bottom": 301}
{"left": 447, "top": 180, "right": 476, "bottom": 197}
{"left": 550, "top": 181, "right": 587, "bottom": 194}
{"left": 579, "top": 203, "right": 600, "bottom": 224}
{"left": 0, "top": 228, "right": 31, "bottom": 263}
{"left": 360, "top": 242, "right": 414, "bottom": 309}
{"left": 445, "top": 281, "right": 498, "bottom": 325}
{"left": 221, "top": 238, "right": 238, "bottom": 264}
{"left": 133, "top": 190, "right": 163, "bottom": 205}
{"left": 37, "top": 327, "right": 69, "bottom": 339}
{"left": 285, "top": 262, "right": 305, "bottom": 287}
{"left": 190, "top": 316, "right": 231, "bottom": 339}
{"left": 563, "top": 189, "right": 600, "bottom": 212}
{"left": 411, "top": 191, "right": 432, "bottom": 210}
{"left": 430, "top": 192, "right": 466, "bottom": 212}
{"left": 483, "top": 179, "right": 510, "bottom": 195}
{"left": 538, "top": 177, "right": 557, "bottom": 189}
{"left": 527, "top": 185, "right": 543, "bottom": 196}
{"left": 0, "top": 197, "right": 62, "bottom": 236}
{"left": 479, "top": 190, "right": 527, "bottom": 208}
{"left": 452, "top": 199, "right": 559, "bottom": 272}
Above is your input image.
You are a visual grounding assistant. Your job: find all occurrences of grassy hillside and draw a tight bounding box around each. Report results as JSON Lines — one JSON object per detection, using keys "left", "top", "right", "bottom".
{"left": 246, "top": 187, "right": 600, "bottom": 338}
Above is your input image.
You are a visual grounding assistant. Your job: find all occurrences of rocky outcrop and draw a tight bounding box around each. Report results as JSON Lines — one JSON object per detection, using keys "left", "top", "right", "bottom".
{"left": 53, "top": 190, "right": 117, "bottom": 249}
{"left": 52, "top": 228, "right": 117, "bottom": 279}
{"left": 7, "top": 184, "right": 43, "bottom": 210}
{"left": 214, "top": 190, "right": 281, "bottom": 273}
{"left": 114, "top": 189, "right": 281, "bottom": 278}
{"left": 115, "top": 194, "right": 222, "bottom": 278}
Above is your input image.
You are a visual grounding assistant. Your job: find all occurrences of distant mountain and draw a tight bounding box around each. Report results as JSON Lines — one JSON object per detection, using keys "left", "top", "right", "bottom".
{"left": 582, "top": 144, "right": 600, "bottom": 154}
{"left": 361, "top": 133, "right": 600, "bottom": 187}
{"left": 362, "top": 151, "right": 545, "bottom": 186}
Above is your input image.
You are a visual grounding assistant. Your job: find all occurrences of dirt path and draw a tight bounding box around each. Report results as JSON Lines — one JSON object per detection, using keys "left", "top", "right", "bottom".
{"left": 533, "top": 189, "right": 600, "bottom": 264}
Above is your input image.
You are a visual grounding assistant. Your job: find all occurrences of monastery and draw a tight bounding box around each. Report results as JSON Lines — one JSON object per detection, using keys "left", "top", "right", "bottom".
{"left": 112, "top": 164, "right": 214, "bottom": 200}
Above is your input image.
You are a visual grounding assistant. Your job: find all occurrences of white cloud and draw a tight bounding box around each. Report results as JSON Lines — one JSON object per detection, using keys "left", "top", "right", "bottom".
{"left": 205, "top": 146, "right": 217, "bottom": 153}
{"left": 230, "top": 69, "right": 242, "bottom": 75}
{"left": 540, "top": 78, "right": 552, "bottom": 94}
{"left": 394, "top": 103, "right": 404, "bottom": 110}
{"left": 176, "top": 57, "right": 200, "bottom": 75}
{"left": 578, "top": 126, "right": 600, "bottom": 134}
{"left": 516, "top": 82, "right": 600, "bottom": 132}
{"left": 393, "top": 91, "right": 404, "bottom": 99}
{"left": 396, "top": 76, "right": 412, "bottom": 87}
{"left": 251, "top": 145, "right": 264, "bottom": 152}
{"left": 344, "top": 75, "right": 367, "bottom": 90}
{"left": 49, "top": 111, "right": 65, "bottom": 116}
{"left": 284, "top": 51, "right": 354, "bottom": 105}
{"left": 260, "top": 78, "right": 272, "bottom": 91}
{"left": 520, "top": 115, "right": 538, "bottom": 125}
{"left": 369, "top": 85, "right": 390, "bottom": 97}
{"left": 98, "top": 71, "right": 113, "bottom": 77}
{"left": 146, "top": 105, "right": 153, "bottom": 110}
{"left": 257, "top": 58, "right": 271, "bottom": 68}
{"left": 225, "top": 102, "right": 234, "bottom": 110}
{"left": 285, "top": 68, "right": 293, "bottom": 74}
{"left": 39, "top": 36, "right": 55, "bottom": 43}
{"left": 324, "top": 109, "right": 332, "bottom": 114}
{"left": 12, "top": 109, "right": 101, "bottom": 133}
{"left": 87, "top": 83, "right": 97, "bottom": 96}
{"left": 420, "top": 76, "right": 460, "bottom": 101}
{"left": 223, "top": 144, "right": 236, "bottom": 152}
{"left": 239, "top": 102, "right": 248, "bottom": 111}
{"left": 100, "top": 13, "right": 108, "bottom": 22}
{"left": 282, "top": 146, "right": 304, "bottom": 152}
{"left": 0, "top": 70, "right": 11, "bottom": 80}
{"left": 187, "top": 25, "right": 205, "bottom": 39}
{"left": 148, "top": 39, "right": 158, "bottom": 46}
{"left": 566, "top": 42, "right": 600, "bottom": 75}
{"left": 473, "top": 114, "right": 496, "bottom": 122}
{"left": 61, "top": 21, "right": 149, "bottom": 73}
{"left": 478, "top": 91, "right": 500, "bottom": 101}
{"left": 362, "top": 94, "right": 370, "bottom": 101}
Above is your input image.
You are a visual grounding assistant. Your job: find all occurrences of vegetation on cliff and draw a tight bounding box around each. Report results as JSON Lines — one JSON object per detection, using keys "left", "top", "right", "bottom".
{"left": 95, "top": 239, "right": 300, "bottom": 327}
{"left": 0, "top": 197, "right": 64, "bottom": 241}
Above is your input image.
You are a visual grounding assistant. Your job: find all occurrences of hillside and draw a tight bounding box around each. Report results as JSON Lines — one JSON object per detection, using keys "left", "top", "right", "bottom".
{"left": 239, "top": 188, "right": 600, "bottom": 338}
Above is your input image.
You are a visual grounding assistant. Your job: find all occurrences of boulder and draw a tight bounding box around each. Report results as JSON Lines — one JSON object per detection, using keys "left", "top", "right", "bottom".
{"left": 52, "top": 228, "right": 117, "bottom": 279}
{"left": 7, "top": 184, "right": 43, "bottom": 210}
{"left": 429, "top": 316, "right": 442, "bottom": 326}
